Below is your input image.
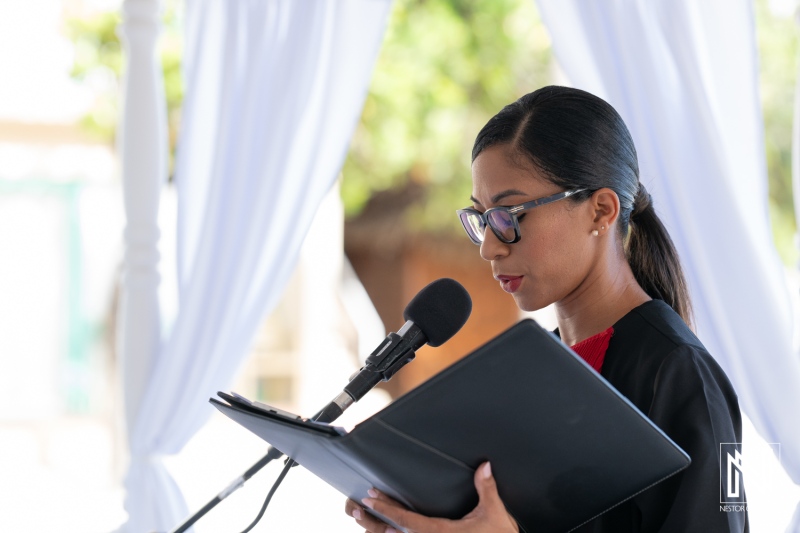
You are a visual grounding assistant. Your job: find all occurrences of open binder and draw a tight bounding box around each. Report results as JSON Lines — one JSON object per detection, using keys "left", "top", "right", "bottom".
{"left": 211, "top": 319, "right": 690, "bottom": 533}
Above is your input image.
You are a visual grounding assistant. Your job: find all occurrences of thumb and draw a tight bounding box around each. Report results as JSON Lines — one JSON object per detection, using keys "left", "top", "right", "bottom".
{"left": 474, "top": 461, "right": 503, "bottom": 510}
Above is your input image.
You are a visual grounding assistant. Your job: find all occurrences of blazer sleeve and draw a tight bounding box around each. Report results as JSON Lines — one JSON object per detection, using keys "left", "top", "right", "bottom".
{"left": 633, "top": 344, "right": 749, "bottom": 533}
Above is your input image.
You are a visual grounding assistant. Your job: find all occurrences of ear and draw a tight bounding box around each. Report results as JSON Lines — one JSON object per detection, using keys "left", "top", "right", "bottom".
{"left": 588, "top": 188, "right": 620, "bottom": 236}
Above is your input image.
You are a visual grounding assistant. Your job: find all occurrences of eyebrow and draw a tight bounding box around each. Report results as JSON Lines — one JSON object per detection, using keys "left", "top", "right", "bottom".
{"left": 470, "top": 189, "right": 529, "bottom": 206}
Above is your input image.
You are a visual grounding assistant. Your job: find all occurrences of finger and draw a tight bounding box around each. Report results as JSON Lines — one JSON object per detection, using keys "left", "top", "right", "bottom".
{"left": 471, "top": 463, "right": 519, "bottom": 531}
{"left": 358, "top": 511, "right": 395, "bottom": 533}
{"left": 473, "top": 462, "right": 504, "bottom": 510}
{"left": 347, "top": 499, "right": 395, "bottom": 532}
{"left": 366, "top": 488, "right": 405, "bottom": 507}
{"left": 345, "top": 498, "right": 361, "bottom": 517}
{"left": 363, "top": 495, "right": 450, "bottom": 532}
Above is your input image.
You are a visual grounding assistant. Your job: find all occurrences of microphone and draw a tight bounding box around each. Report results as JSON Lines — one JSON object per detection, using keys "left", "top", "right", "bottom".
{"left": 167, "top": 279, "right": 472, "bottom": 533}
{"left": 314, "top": 278, "right": 472, "bottom": 423}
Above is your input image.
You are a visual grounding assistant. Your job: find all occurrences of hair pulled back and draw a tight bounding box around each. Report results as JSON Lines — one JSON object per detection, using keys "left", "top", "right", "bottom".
{"left": 473, "top": 86, "right": 693, "bottom": 326}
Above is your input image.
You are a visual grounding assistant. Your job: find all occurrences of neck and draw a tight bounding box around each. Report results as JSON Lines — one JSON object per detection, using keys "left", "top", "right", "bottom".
{"left": 555, "top": 255, "right": 651, "bottom": 346}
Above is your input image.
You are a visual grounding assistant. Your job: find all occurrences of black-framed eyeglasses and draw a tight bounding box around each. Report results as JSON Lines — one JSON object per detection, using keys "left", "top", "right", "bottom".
{"left": 456, "top": 189, "right": 585, "bottom": 245}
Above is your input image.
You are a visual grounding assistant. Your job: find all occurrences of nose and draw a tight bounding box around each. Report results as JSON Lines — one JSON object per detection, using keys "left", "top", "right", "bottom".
{"left": 479, "top": 227, "right": 510, "bottom": 261}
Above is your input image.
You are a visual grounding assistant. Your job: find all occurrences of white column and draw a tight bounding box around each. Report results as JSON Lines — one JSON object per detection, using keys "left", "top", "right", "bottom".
{"left": 116, "top": 0, "right": 167, "bottom": 430}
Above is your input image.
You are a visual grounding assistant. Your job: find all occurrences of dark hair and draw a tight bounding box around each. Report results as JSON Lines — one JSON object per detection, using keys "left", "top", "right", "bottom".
{"left": 473, "top": 86, "right": 693, "bottom": 326}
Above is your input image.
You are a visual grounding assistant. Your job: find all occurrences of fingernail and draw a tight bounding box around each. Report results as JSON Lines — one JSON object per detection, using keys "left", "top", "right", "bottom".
{"left": 386, "top": 529, "right": 398, "bottom": 533}
{"left": 367, "top": 488, "right": 379, "bottom": 498}
{"left": 352, "top": 508, "right": 362, "bottom": 520}
{"left": 482, "top": 462, "right": 492, "bottom": 479}
{"left": 361, "top": 497, "right": 375, "bottom": 509}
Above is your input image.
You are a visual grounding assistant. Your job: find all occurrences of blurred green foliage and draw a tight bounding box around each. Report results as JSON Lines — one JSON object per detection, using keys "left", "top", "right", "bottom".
{"left": 756, "top": 0, "right": 799, "bottom": 266}
{"left": 65, "top": 11, "right": 121, "bottom": 139}
{"left": 65, "top": 0, "right": 798, "bottom": 265}
{"left": 341, "top": 0, "right": 553, "bottom": 233}
{"left": 65, "top": 1, "right": 184, "bottom": 176}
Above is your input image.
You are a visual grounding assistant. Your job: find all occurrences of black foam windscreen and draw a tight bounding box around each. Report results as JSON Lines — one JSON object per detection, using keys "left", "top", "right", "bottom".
{"left": 403, "top": 278, "right": 472, "bottom": 347}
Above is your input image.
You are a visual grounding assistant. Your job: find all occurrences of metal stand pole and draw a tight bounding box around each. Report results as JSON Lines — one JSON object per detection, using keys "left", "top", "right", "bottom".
{"left": 167, "top": 446, "right": 284, "bottom": 533}
{"left": 165, "top": 399, "right": 340, "bottom": 532}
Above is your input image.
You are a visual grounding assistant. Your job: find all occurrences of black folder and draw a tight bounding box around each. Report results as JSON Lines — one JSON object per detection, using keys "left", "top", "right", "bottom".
{"left": 211, "top": 319, "right": 690, "bottom": 533}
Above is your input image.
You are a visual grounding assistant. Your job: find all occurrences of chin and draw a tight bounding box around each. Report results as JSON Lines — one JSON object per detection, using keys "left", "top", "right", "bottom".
{"left": 512, "top": 292, "right": 550, "bottom": 313}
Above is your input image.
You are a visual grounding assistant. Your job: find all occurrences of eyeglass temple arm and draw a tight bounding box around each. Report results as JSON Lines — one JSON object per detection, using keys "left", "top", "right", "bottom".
{"left": 507, "top": 189, "right": 586, "bottom": 214}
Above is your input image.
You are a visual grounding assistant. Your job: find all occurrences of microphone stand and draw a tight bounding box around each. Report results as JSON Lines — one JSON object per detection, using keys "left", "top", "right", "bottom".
{"left": 163, "top": 278, "right": 471, "bottom": 533}
{"left": 166, "top": 393, "right": 355, "bottom": 533}
{"left": 167, "top": 322, "right": 430, "bottom": 533}
{"left": 167, "top": 446, "right": 282, "bottom": 533}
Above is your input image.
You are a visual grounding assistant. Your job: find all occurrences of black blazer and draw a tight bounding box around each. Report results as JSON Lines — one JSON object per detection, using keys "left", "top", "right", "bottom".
{"left": 572, "top": 299, "right": 749, "bottom": 532}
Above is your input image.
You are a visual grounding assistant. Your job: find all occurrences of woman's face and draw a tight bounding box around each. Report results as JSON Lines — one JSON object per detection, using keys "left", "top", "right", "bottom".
{"left": 470, "top": 144, "right": 597, "bottom": 312}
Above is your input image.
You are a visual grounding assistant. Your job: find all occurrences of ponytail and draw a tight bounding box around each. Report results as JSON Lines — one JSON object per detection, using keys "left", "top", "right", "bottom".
{"left": 626, "top": 183, "right": 694, "bottom": 327}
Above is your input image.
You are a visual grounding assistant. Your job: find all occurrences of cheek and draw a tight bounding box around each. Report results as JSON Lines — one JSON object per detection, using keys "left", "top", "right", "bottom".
{"left": 516, "top": 218, "right": 591, "bottom": 305}
{"left": 525, "top": 215, "right": 583, "bottom": 273}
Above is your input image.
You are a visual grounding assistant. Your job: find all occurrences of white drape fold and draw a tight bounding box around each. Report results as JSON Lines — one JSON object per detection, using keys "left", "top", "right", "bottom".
{"left": 536, "top": 0, "right": 800, "bottom": 483}
{"left": 120, "top": 1, "right": 392, "bottom": 531}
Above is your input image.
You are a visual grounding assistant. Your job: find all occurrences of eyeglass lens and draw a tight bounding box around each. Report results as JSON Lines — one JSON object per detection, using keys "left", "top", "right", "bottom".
{"left": 459, "top": 211, "right": 484, "bottom": 243}
{"left": 486, "top": 210, "right": 516, "bottom": 242}
{"left": 459, "top": 210, "right": 517, "bottom": 244}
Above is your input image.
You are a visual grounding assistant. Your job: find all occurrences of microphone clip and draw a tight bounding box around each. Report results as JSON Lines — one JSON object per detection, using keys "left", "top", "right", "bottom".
{"left": 364, "top": 332, "right": 406, "bottom": 369}
{"left": 344, "top": 322, "right": 425, "bottom": 402}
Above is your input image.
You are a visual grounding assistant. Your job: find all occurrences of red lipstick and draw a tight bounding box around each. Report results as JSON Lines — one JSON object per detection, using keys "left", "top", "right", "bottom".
{"left": 495, "top": 275, "right": 523, "bottom": 293}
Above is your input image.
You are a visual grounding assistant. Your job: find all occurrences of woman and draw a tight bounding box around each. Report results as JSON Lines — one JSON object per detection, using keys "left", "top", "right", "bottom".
{"left": 345, "top": 86, "right": 749, "bottom": 532}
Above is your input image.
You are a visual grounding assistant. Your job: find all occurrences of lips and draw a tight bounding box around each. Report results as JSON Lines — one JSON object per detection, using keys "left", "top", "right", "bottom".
{"left": 495, "top": 275, "right": 523, "bottom": 293}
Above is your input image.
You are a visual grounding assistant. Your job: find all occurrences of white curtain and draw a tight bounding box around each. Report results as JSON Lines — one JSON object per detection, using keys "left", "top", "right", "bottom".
{"left": 120, "top": 0, "right": 392, "bottom": 531}
{"left": 535, "top": 0, "right": 800, "bottom": 484}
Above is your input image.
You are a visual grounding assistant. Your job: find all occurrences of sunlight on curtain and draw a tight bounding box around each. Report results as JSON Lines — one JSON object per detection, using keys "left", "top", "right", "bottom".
{"left": 119, "top": 1, "right": 393, "bottom": 531}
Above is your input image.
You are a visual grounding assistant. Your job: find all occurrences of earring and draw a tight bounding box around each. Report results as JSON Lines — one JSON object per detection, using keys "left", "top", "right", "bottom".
{"left": 592, "top": 230, "right": 599, "bottom": 237}
{"left": 600, "top": 226, "right": 605, "bottom": 230}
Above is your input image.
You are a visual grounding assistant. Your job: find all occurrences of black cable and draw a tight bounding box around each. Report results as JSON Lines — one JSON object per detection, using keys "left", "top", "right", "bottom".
{"left": 171, "top": 448, "right": 285, "bottom": 533}
{"left": 237, "top": 459, "right": 295, "bottom": 533}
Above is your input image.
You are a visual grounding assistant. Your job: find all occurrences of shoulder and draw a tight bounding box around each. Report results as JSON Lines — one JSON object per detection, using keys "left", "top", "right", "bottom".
{"left": 611, "top": 299, "right": 704, "bottom": 355}
{"left": 596, "top": 301, "right": 747, "bottom": 531}
{"left": 602, "top": 300, "right": 737, "bottom": 414}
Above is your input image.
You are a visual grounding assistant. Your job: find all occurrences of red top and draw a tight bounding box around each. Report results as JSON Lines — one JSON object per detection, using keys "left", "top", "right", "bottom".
{"left": 570, "top": 326, "right": 614, "bottom": 373}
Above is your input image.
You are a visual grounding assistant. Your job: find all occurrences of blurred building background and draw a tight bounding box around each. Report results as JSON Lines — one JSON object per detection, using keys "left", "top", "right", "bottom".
{"left": 0, "top": 0, "right": 799, "bottom": 531}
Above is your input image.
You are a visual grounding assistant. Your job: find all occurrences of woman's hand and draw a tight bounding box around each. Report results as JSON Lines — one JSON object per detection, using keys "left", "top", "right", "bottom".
{"left": 344, "top": 462, "right": 519, "bottom": 533}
